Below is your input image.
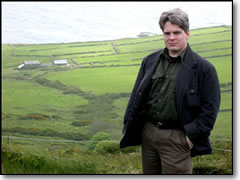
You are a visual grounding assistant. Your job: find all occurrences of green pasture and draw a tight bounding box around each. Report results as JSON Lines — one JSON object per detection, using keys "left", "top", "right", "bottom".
{"left": 46, "top": 66, "right": 138, "bottom": 95}
{"left": 2, "top": 80, "right": 88, "bottom": 115}
{"left": 15, "top": 44, "right": 114, "bottom": 57}
{"left": 2, "top": 25, "right": 232, "bottom": 174}
{"left": 209, "top": 56, "right": 232, "bottom": 84}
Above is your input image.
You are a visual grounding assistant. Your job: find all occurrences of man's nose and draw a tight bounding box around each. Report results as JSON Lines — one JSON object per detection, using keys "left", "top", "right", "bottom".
{"left": 169, "top": 33, "right": 175, "bottom": 40}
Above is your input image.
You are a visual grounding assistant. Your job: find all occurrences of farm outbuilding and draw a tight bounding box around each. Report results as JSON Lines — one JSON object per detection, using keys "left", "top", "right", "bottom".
{"left": 18, "top": 61, "right": 41, "bottom": 69}
{"left": 18, "top": 64, "right": 25, "bottom": 69}
{"left": 24, "top": 61, "right": 40, "bottom": 68}
{"left": 53, "top": 59, "right": 68, "bottom": 65}
{"left": 24, "top": 61, "right": 40, "bottom": 66}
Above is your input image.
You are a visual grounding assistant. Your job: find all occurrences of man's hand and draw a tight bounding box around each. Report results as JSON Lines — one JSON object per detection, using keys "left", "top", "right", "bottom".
{"left": 186, "top": 136, "right": 194, "bottom": 150}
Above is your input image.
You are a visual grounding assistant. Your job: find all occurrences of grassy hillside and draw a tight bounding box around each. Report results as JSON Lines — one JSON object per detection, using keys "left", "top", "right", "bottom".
{"left": 1, "top": 25, "right": 232, "bottom": 174}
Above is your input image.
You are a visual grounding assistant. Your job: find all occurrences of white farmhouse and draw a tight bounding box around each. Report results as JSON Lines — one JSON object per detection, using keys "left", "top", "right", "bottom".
{"left": 53, "top": 59, "right": 68, "bottom": 65}
{"left": 24, "top": 61, "right": 40, "bottom": 66}
{"left": 18, "top": 61, "right": 40, "bottom": 69}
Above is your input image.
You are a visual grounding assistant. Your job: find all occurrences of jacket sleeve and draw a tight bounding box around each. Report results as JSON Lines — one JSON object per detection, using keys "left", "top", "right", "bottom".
{"left": 184, "top": 64, "right": 221, "bottom": 143}
{"left": 122, "top": 57, "right": 147, "bottom": 134}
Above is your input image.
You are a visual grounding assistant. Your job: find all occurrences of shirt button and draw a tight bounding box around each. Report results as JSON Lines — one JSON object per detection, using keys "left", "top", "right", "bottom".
{"left": 157, "top": 112, "right": 160, "bottom": 115}
{"left": 138, "top": 92, "right": 141, "bottom": 95}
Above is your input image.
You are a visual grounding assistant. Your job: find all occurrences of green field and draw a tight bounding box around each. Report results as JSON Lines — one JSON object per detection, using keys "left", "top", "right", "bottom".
{"left": 2, "top": 25, "right": 232, "bottom": 174}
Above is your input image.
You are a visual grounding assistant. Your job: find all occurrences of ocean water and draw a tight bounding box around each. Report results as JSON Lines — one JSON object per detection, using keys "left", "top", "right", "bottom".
{"left": 2, "top": 2, "right": 232, "bottom": 44}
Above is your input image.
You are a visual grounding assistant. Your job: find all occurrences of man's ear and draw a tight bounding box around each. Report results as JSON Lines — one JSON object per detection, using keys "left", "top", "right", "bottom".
{"left": 186, "top": 31, "right": 190, "bottom": 40}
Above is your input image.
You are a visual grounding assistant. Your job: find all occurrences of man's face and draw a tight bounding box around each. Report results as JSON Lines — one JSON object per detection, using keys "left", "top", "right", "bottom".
{"left": 163, "top": 21, "right": 190, "bottom": 56}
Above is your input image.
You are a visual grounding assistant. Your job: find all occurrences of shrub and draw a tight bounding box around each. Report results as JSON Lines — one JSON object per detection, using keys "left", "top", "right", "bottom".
{"left": 35, "top": 78, "right": 50, "bottom": 86}
{"left": 120, "top": 146, "right": 140, "bottom": 154}
{"left": 35, "top": 78, "right": 67, "bottom": 91}
{"left": 94, "top": 142, "right": 139, "bottom": 154}
{"left": 95, "top": 142, "right": 120, "bottom": 154}
{"left": 48, "top": 80, "right": 67, "bottom": 90}
{"left": 88, "top": 132, "right": 112, "bottom": 151}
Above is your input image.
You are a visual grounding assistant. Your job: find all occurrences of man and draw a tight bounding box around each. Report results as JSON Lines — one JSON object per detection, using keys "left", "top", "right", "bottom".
{"left": 120, "top": 8, "right": 220, "bottom": 174}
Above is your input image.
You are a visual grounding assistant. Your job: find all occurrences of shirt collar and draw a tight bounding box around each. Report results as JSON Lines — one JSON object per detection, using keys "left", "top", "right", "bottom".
{"left": 161, "top": 47, "right": 187, "bottom": 63}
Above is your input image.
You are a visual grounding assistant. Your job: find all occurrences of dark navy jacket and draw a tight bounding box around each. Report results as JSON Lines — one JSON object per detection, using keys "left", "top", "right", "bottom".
{"left": 120, "top": 44, "right": 221, "bottom": 157}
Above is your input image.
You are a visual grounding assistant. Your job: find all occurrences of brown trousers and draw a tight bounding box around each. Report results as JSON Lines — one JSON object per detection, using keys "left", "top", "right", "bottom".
{"left": 141, "top": 121, "right": 192, "bottom": 174}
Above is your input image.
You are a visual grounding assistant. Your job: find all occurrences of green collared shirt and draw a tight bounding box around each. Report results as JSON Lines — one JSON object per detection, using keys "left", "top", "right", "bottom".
{"left": 146, "top": 47, "right": 186, "bottom": 127}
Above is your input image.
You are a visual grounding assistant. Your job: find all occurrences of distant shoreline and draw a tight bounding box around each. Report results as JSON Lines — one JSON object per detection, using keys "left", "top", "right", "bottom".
{"left": 2, "top": 25, "right": 231, "bottom": 46}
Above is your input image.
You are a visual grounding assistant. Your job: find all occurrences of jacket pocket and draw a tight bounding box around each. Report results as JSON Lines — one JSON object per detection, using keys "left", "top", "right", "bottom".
{"left": 185, "top": 89, "right": 200, "bottom": 108}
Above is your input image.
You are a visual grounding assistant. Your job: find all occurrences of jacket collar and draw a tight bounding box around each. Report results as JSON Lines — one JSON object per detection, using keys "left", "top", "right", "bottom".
{"left": 182, "top": 43, "right": 197, "bottom": 70}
